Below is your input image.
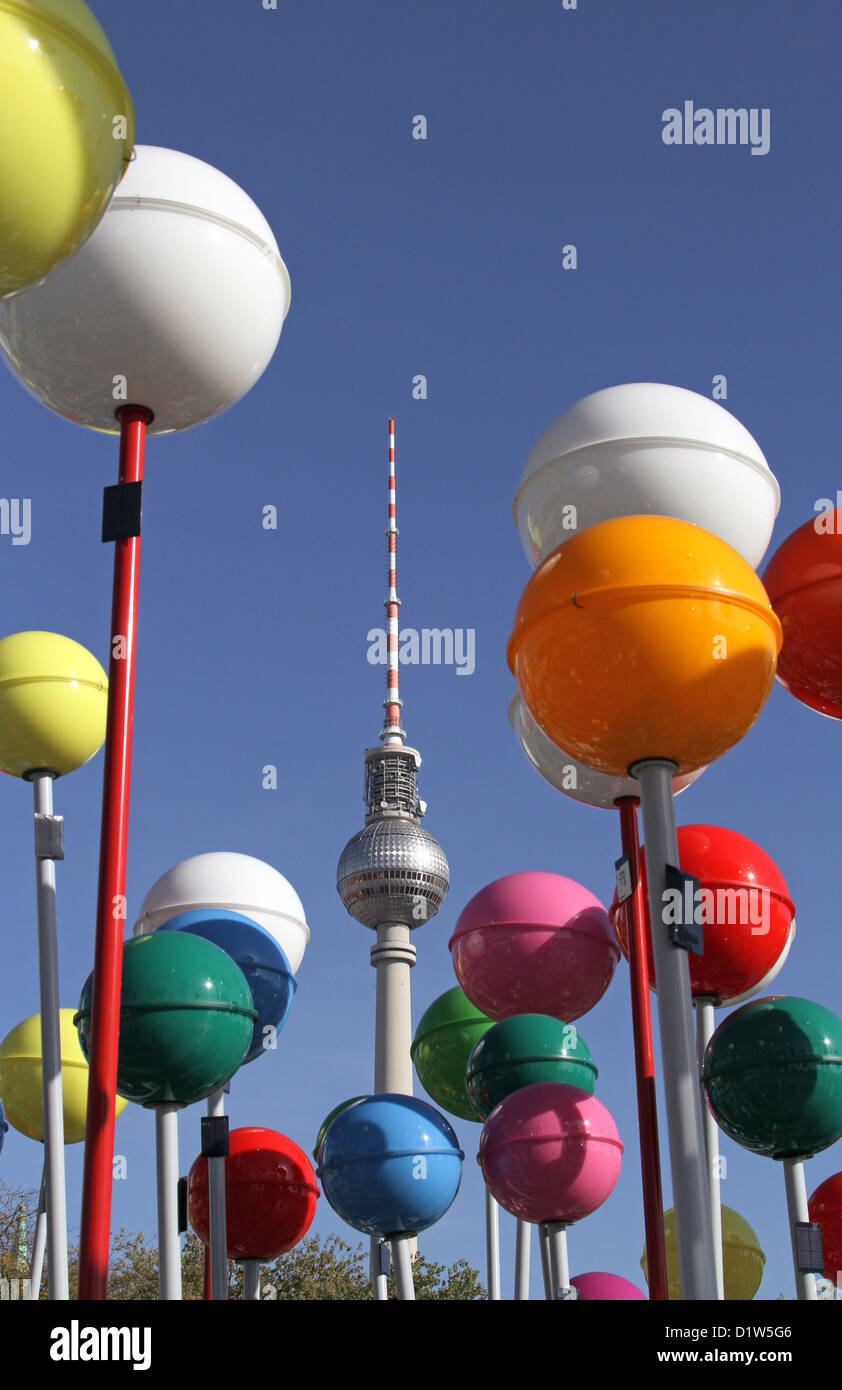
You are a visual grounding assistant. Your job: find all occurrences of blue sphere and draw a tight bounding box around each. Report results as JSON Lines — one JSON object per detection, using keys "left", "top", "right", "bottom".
{"left": 158, "top": 910, "right": 296, "bottom": 1064}
{"left": 0, "top": 1099, "right": 7, "bottom": 1154}
{"left": 317, "top": 1094, "right": 464, "bottom": 1237}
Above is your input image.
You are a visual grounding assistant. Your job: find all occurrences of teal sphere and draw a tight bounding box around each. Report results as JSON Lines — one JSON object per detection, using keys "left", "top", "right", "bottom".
{"left": 703, "top": 996, "right": 842, "bottom": 1159}
{"left": 466, "top": 1013, "right": 597, "bottom": 1121}
{"left": 76, "top": 932, "right": 256, "bottom": 1106}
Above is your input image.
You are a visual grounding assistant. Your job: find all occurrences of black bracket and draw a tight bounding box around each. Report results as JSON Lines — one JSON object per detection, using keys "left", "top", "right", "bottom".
{"left": 794, "top": 1221, "right": 824, "bottom": 1274}
{"left": 664, "top": 864, "right": 704, "bottom": 956}
{"left": 102, "top": 481, "right": 143, "bottom": 543}
{"left": 34, "top": 814, "right": 65, "bottom": 861}
{"left": 177, "top": 1177, "right": 188, "bottom": 1234}
{"left": 614, "top": 854, "right": 633, "bottom": 904}
{"left": 201, "top": 1115, "right": 230, "bottom": 1159}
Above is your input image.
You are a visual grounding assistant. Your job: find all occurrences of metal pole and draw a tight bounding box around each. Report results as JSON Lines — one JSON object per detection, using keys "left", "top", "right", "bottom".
{"left": 538, "top": 1222, "right": 553, "bottom": 1300}
{"left": 155, "top": 1104, "right": 181, "bottom": 1300}
{"left": 372, "top": 923, "right": 416, "bottom": 1093}
{"left": 208, "top": 1087, "right": 229, "bottom": 1301}
{"left": 392, "top": 1237, "right": 415, "bottom": 1300}
{"left": 544, "top": 1222, "right": 571, "bottom": 1298}
{"left": 783, "top": 1157, "right": 818, "bottom": 1301}
{"left": 79, "top": 405, "right": 153, "bottom": 1299}
{"left": 616, "top": 797, "right": 668, "bottom": 1302}
{"left": 485, "top": 1186, "right": 501, "bottom": 1300}
{"left": 696, "top": 997, "right": 724, "bottom": 1299}
{"left": 514, "top": 1220, "right": 531, "bottom": 1300}
{"left": 243, "top": 1260, "right": 262, "bottom": 1301}
{"left": 29, "top": 1164, "right": 47, "bottom": 1300}
{"left": 630, "top": 758, "right": 717, "bottom": 1300}
{"left": 31, "top": 772, "right": 69, "bottom": 1300}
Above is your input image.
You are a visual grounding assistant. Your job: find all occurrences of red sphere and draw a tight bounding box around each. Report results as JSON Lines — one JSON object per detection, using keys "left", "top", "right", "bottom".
{"left": 189, "top": 1126, "right": 319, "bottom": 1260}
{"left": 808, "top": 1172, "right": 842, "bottom": 1284}
{"left": 763, "top": 508, "right": 842, "bottom": 719}
{"left": 610, "top": 825, "right": 795, "bottom": 1005}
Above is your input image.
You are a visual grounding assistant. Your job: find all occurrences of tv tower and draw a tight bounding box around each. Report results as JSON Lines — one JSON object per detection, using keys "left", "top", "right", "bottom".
{"left": 337, "top": 418, "right": 450, "bottom": 1096}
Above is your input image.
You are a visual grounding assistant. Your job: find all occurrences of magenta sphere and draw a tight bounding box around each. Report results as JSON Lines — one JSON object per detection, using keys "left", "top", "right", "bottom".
{"left": 571, "top": 1271, "right": 647, "bottom": 1301}
{"left": 449, "top": 872, "right": 618, "bottom": 1022}
{"left": 478, "top": 1082, "right": 623, "bottom": 1223}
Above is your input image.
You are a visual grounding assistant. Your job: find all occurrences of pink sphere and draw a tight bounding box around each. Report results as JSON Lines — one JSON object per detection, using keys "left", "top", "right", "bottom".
{"left": 449, "top": 872, "right": 619, "bottom": 1022}
{"left": 478, "top": 1082, "right": 623, "bottom": 1223}
{"left": 571, "top": 1271, "right": 647, "bottom": 1301}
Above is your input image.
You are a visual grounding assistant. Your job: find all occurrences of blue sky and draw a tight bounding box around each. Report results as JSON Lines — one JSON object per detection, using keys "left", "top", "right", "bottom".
{"left": 0, "top": 0, "right": 840, "bottom": 1299}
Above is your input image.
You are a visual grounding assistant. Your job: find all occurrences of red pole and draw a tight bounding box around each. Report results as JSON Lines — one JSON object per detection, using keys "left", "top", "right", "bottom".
{"left": 78, "top": 405, "right": 152, "bottom": 1299}
{"left": 616, "top": 796, "right": 669, "bottom": 1302}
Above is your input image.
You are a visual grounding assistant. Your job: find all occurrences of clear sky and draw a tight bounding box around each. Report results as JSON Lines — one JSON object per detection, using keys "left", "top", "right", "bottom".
{"left": 0, "top": 0, "right": 840, "bottom": 1300}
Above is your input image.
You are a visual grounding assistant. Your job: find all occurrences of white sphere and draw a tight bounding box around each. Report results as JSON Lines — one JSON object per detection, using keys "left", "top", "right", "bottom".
{"left": 0, "top": 146, "right": 290, "bottom": 435}
{"left": 513, "top": 383, "right": 779, "bottom": 570}
{"left": 508, "top": 691, "right": 702, "bottom": 810}
{"left": 133, "top": 851, "right": 309, "bottom": 974}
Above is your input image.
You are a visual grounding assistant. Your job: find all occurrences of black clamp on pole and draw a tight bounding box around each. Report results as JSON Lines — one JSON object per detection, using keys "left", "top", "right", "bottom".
{"left": 201, "top": 1115, "right": 230, "bottom": 1159}
{"left": 102, "top": 480, "right": 143, "bottom": 543}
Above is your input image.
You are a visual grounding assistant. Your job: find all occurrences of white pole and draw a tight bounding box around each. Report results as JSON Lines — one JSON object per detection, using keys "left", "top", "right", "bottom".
{"left": 631, "top": 759, "right": 718, "bottom": 1300}
{"left": 538, "top": 1222, "right": 553, "bottom": 1299}
{"left": 207, "top": 1087, "right": 229, "bottom": 1301}
{"left": 485, "top": 1186, "right": 501, "bottom": 1300}
{"left": 243, "top": 1260, "right": 261, "bottom": 1300}
{"left": 392, "top": 1236, "right": 415, "bottom": 1300}
{"left": 696, "top": 997, "right": 724, "bottom": 1299}
{"left": 31, "top": 773, "right": 69, "bottom": 1300}
{"left": 514, "top": 1219, "right": 531, "bottom": 1300}
{"left": 29, "top": 1165, "right": 47, "bottom": 1300}
{"left": 541, "top": 1222, "right": 572, "bottom": 1298}
{"left": 371, "top": 1237, "right": 389, "bottom": 1300}
{"left": 783, "top": 1157, "right": 818, "bottom": 1301}
{"left": 155, "top": 1104, "right": 182, "bottom": 1300}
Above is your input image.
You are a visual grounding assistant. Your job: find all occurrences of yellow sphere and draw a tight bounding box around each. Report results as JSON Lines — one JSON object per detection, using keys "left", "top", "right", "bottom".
{"left": 0, "top": 0, "right": 134, "bottom": 297}
{"left": 508, "top": 516, "right": 782, "bottom": 777}
{"left": 0, "top": 1008, "right": 126, "bottom": 1143}
{"left": 641, "top": 1205, "right": 766, "bottom": 1300}
{"left": 0, "top": 630, "right": 107, "bottom": 777}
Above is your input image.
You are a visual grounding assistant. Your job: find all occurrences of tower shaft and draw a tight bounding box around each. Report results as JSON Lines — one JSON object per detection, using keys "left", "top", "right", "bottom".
{"left": 371, "top": 923, "right": 416, "bottom": 1093}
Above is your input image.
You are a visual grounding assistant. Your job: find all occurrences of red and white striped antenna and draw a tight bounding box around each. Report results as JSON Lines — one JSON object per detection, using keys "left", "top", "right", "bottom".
{"left": 381, "top": 416, "right": 405, "bottom": 746}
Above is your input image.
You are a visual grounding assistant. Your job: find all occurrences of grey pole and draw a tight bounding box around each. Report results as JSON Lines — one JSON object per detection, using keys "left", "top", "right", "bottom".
{"left": 696, "top": 997, "right": 724, "bottom": 1299}
{"left": 538, "top": 1222, "right": 553, "bottom": 1299}
{"left": 155, "top": 1104, "right": 182, "bottom": 1300}
{"left": 514, "top": 1220, "right": 531, "bottom": 1300}
{"left": 372, "top": 924, "right": 416, "bottom": 1093}
{"left": 783, "top": 1157, "right": 818, "bottom": 1301}
{"left": 208, "top": 1087, "right": 229, "bottom": 1301}
{"left": 31, "top": 772, "right": 69, "bottom": 1300}
{"left": 542, "top": 1222, "right": 571, "bottom": 1298}
{"left": 29, "top": 1164, "right": 47, "bottom": 1300}
{"left": 630, "top": 758, "right": 717, "bottom": 1300}
{"left": 243, "top": 1260, "right": 262, "bottom": 1301}
{"left": 485, "top": 1187, "right": 501, "bottom": 1300}
{"left": 392, "top": 1235, "right": 415, "bottom": 1300}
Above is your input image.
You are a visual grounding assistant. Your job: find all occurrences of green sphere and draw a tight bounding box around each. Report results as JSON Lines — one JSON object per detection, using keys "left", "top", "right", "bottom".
{"left": 411, "top": 987, "right": 495, "bottom": 1122}
{"left": 75, "top": 932, "right": 256, "bottom": 1107}
{"left": 466, "top": 1013, "right": 598, "bottom": 1121}
{"left": 703, "top": 996, "right": 842, "bottom": 1159}
{"left": 314, "top": 1096, "right": 365, "bottom": 1160}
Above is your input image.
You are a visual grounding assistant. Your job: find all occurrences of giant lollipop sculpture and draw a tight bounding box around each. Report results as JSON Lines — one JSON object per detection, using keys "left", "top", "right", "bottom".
{"left": 642, "top": 1205, "right": 766, "bottom": 1301}
{"left": 0, "top": 0, "right": 134, "bottom": 297}
{"left": 509, "top": 515, "right": 781, "bottom": 1300}
{"left": 703, "top": 997, "right": 842, "bottom": 1301}
{"left": 133, "top": 851, "right": 308, "bottom": 1298}
{"left": 0, "top": 631, "right": 107, "bottom": 1299}
{"left": 809, "top": 1172, "right": 842, "bottom": 1289}
{"left": 76, "top": 932, "right": 257, "bottom": 1300}
{"left": 411, "top": 988, "right": 498, "bottom": 1295}
{"left": 189, "top": 1128, "right": 319, "bottom": 1300}
{"left": 318, "top": 1094, "right": 463, "bottom": 1300}
{"left": 611, "top": 823, "right": 796, "bottom": 1296}
{"left": 764, "top": 505, "right": 842, "bottom": 720}
{"left": 479, "top": 1082, "right": 623, "bottom": 1299}
{"left": 0, "top": 145, "right": 291, "bottom": 1299}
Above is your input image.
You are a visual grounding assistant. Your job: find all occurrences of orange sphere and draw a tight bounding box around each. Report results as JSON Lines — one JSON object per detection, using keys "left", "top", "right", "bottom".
{"left": 507, "top": 516, "right": 781, "bottom": 777}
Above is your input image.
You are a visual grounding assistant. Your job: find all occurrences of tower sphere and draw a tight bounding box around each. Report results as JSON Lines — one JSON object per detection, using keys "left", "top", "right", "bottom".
{"left": 337, "top": 815, "right": 449, "bottom": 930}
